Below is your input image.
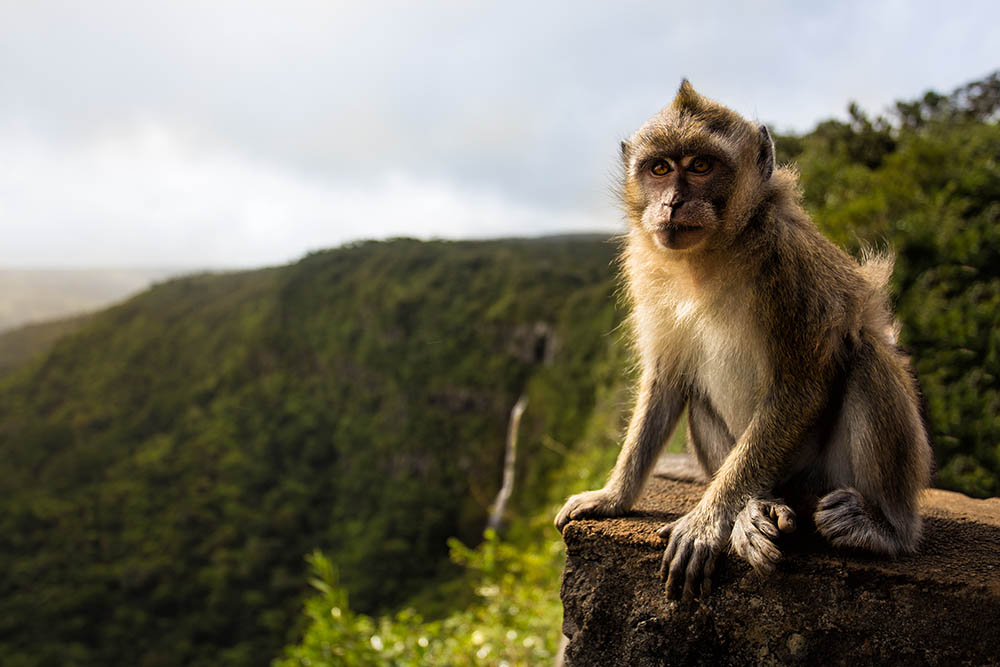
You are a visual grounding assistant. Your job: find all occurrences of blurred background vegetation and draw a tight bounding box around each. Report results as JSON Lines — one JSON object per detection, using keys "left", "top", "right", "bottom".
{"left": 0, "top": 74, "right": 997, "bottom": 666}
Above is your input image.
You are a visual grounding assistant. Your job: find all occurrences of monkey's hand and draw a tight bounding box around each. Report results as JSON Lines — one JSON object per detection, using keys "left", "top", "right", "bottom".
{"left": 656, "top": 506, "right": 732, "bottom": 601}
{"left": 554, "top": 489, "right": 627, "bottom": 531}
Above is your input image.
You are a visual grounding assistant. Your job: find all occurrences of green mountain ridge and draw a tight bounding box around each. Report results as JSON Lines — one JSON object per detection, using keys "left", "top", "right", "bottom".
{"left": 0, "top": 236, "right": 625, "bottom": 666}
{"left": 0, "top": 268, "right": 183, "bottom": 334}
{"left": 0, "top": 313, "right": 95, "bottom": 377}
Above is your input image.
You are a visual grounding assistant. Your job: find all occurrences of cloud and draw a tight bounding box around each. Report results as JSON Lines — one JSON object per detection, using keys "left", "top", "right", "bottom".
{"left": 0, "top": 122, "right": 617, "bottom": 268}
{"left": 1, "top": 1, "right": 997, "bottom": 267}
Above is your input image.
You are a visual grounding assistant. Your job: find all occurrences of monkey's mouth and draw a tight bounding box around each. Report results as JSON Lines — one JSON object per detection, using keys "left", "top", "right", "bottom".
{"left": 653, "top": 224, "right": 707, "bottom": 250}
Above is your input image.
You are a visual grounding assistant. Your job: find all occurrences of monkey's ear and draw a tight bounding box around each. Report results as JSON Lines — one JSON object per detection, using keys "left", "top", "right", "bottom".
{"left": 757, "top": 125, "right": 775, "bottom": 180}
{"left": 620, "top": 140, "right": 631, "bottom": 166}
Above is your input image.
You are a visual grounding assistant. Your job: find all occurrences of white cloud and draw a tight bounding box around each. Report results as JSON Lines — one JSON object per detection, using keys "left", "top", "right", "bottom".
{"left": 0, "top": 122, "right": 618, "bottom": 268}
{"left": 0, "top": 1, "right": 997, "bottom": 267}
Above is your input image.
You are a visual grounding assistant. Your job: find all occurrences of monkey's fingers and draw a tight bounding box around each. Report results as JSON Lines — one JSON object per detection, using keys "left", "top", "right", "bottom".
{"left": 681, "top": 546, "right": 710, "bottom": 602}
{"left": 554, "top": 491, "right": 615, "bottom": 531}
{"left": 658, "top": 532, "right": 680, "bottom": 581}
{"left": 664, "top": 540, "right": 694, "bottom": 600}
{"left": 732, "top": 503, "right": 783, "bottom": 573}
{"left": 745, "top": 527, "right": 781, "bottom": 572}
{"left": 554, "top": 502, "right": 588, "bottom": 529}
{"left": 701, "top": 551, "right": 719, "bottom": 597}
{"left": 656, "top": 521, "right": 677, "bottom": 541}
{"left": 768, "top": 502, "right": 797, "bottom": 534}
{"left": 554, "top": 509, "right": 569, "bottom": 530}
{"left": 751, "top": 512, "right": 780, "bottom": 539}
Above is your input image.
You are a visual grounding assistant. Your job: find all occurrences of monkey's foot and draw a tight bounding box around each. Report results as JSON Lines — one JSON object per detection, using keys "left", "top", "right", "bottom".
{"left": 815, "top": 488, "right": 909, "bottom": 556}
{"left": 730, "top": 497, "right": 797, "bottom": 573}
{"left": 554, "top": 489, "right": 625, "bottom": 531}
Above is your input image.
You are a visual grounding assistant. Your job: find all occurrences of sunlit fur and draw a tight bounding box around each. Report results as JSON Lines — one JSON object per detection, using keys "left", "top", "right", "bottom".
{"left": 556, "top": 82, "right": 932, "bottom": 597}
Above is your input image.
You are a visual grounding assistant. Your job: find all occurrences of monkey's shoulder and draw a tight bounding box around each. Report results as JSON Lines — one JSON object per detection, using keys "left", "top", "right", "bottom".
{"left": 751, "top": 226, "right": 876, "bottom": 340}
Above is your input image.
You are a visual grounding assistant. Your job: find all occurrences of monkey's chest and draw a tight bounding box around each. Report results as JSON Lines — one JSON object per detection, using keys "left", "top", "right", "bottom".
{"left": 689, "top": 317, "right": 767, "bottom": 439}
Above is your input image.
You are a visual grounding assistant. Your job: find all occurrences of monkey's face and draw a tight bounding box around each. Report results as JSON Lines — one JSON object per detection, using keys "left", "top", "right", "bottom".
{"left": 621, "top": 82, "right": 777, "bottom": 253}
{"left": 632, "top": 151, "right": 736, "bottom": 251}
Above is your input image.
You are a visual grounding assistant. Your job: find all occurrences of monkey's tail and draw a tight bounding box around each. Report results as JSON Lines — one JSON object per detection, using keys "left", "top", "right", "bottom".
{"left": 858, "top": 249, "right": 893, "bottom": 292}
{"left": 857, "top": 250, "right": 900, "bottom": 345}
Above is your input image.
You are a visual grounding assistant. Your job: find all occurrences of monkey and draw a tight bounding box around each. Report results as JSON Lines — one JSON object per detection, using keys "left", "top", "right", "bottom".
{"left": 554, "top": 81, "right": 932, "bottom": 601}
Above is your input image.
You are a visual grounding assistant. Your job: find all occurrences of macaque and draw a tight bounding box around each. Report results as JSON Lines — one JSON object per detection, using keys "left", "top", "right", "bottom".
{"left": 555, "top": 81, "right": 931, "bottom": 600}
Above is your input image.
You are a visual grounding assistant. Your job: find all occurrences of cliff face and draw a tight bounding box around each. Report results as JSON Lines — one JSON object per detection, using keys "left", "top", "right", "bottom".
{"left": 560, "top": 469, "right": 1000, "bottom": 666}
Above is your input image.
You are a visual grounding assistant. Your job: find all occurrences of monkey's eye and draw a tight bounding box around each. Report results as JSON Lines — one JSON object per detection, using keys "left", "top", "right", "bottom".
{"left": 688, "top": 156, "right": 713, "bottom": 174}
{"left": 650, "top": 160, "right": 671, "bottom": 176}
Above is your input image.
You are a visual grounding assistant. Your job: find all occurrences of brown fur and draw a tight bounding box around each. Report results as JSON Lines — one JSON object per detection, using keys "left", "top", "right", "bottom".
{"left": 555, "top": 82, "right": 932, "bottom": 600}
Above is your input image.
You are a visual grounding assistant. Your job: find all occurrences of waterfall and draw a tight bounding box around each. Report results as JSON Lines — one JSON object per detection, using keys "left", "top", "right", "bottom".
{"left": 486, "top": 395, "right": 528, "bottom": 532}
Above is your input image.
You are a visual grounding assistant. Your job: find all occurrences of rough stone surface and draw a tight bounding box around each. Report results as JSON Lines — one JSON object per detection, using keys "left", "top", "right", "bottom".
{"left": 560, "top": 472, "right": 1000, "bottom": 666}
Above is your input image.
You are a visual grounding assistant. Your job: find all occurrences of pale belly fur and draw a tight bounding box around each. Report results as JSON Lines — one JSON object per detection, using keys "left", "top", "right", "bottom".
{"left": 637, "top": 289, "right": 769, "bottom": 442}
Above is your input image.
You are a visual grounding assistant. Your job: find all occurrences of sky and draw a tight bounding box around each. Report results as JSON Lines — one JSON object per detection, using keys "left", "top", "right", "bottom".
{"left": 1, "top": 1, "right": 997, "bottom": 269}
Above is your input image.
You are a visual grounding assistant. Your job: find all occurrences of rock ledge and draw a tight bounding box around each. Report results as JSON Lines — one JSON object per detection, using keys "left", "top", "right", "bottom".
{"left": 560, "top": 474, "right": 1000, "bottom": 666}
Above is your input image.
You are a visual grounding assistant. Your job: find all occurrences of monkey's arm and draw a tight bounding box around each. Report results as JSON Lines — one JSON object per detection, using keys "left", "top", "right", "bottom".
{"left": 554, "top": 369, "right": 686, "bottom": 530}
{"left": 658, "top": 376, "right": 826, "bottom": 600}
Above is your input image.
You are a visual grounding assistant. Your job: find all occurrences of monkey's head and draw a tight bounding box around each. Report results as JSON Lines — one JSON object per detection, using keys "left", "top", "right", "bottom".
{"left": 621, "top": 80, "right": 776, "bottom": 252}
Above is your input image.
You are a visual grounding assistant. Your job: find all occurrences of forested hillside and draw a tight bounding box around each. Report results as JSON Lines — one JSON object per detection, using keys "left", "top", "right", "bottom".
{"left": 0, "top": 269, "right": 176, "bottom": 333}
{"left": 1, "top": 74, "right": 997, "bottom": 667}
{"left": 0, "top": 237, "right": 625, "bottom": 666}
{"left": 0, "top": 313, "right": 93, "bottom": 377}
